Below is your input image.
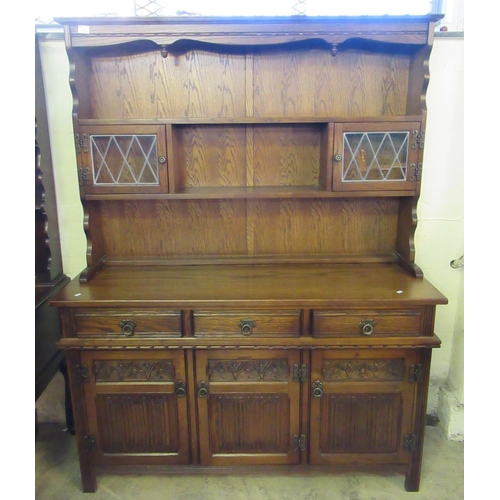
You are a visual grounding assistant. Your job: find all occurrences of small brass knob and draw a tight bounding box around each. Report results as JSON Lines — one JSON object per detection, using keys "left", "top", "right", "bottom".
{"left": 120, "top": 319, "right": 137, "bottom": 336}
{"left": 359, "top": 319, "right": 376, "bottom": 336}
{"left": 158, "top": 156, "right": 166, "bottom": 164}
{"left": 334, "top": 154, "right": 342, "bottom": 162}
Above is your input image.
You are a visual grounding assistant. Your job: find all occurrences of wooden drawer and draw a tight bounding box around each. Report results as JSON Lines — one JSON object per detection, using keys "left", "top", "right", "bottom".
{"left": 312, "top": 309, "right": 422, "bottom": 337}
{"left": 74, "top": 309, "right": 182, "bottom": 338}
{"left": 193, "top": 310, "right": 301, "bottom": 338}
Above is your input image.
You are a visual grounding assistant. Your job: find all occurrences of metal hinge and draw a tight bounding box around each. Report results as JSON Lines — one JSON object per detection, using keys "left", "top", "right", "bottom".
{"left": 292, "top": 434, "right": 306, "bottom": 452}
{"left": 410, "top": 163, "right": 422, "bottom": 182}
{"left": 293, "top": 364, "right": 307, "bottom": 383}
{"left": 408, "top": 364, "right": 423, "bottom": 383}
{"left": 84, "top": 434, "right": 97, "bottom": 451}
{"left": 411, "top": 130, "right": 425, "bottom": 150}
{"left": 75, "top": 133, "right": 88, "bottom": 154}
{"left": 78, "top": 167, "right": 91, "bottom": 186}
{"left": 403, "top": 434, "right": 418, "bottom": 452}
{"left": 76, "top": 364, "right": 90, "bottom": 383}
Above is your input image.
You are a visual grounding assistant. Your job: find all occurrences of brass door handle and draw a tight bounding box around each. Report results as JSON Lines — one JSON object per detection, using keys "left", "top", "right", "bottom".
{"left": 175, "top": 380, "right": 186, "bottom": 397}
{"left": 197, "top": 381, "right": 208, "bottom": 398}
{"left": 312, "top": 380, "right": 323, "bottom": 398}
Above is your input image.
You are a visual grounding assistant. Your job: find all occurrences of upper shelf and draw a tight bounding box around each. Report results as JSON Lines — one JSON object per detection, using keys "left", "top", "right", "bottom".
{"left": 55, "top": 15, "right": 444, "bottom": 49}
{"left": 78, "top": 116, "right": 423, "bottom": 126}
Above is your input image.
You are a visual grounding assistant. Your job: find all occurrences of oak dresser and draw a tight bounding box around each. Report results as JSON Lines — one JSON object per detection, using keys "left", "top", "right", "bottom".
{"left": 51, "top": 14, "right": 447, "bottom": 492}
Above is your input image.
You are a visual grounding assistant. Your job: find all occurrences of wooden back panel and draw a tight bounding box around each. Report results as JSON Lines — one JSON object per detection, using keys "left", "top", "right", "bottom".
{"left": 78, "top": 43, "right": 413, "bottom": 120}
{"left": 96, "top": 198, "right": 398, "bottom": 262}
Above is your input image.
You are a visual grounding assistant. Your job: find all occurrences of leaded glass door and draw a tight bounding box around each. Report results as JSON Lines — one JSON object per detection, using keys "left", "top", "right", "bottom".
{"left": 332, "top": 122, "right": 421, "bottom": 192}
{"left": 78, "top": 125, "right": 168, "bottom": 194}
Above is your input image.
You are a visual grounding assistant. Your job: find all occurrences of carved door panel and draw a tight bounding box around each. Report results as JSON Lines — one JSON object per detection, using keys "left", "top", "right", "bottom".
{"left": 195, "top": 349, "right": 301, "bottom": 465}
{"left": 309, "top": 349, "right": 418, "bottom": 466}
{"left": 80, "top": 350, "right": 190, "bottom": 465}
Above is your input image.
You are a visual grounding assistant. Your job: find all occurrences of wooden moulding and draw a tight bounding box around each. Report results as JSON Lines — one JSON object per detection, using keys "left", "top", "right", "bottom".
{"left": 56, "top": 335, "right": 443, "bottom": 351}
{"left": 57, "top": 15, "right": 443, "bottom": 49}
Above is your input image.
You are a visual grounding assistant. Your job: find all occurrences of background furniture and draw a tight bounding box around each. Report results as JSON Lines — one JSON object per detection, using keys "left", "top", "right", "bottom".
{"left": 35, "top": 34, "right": 72, "bottom": 430}
{"left": 52, "top": 15, "right": 446, "bottom": 492}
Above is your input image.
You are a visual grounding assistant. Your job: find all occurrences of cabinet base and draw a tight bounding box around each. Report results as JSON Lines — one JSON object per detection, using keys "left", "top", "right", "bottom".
{"left": 80, "top": 463, "right": 418, "bottom": 493}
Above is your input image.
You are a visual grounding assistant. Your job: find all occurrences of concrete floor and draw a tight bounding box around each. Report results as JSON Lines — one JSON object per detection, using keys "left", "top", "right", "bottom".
{"left": 35, "top": 423, "right": 464, "bottom": 500}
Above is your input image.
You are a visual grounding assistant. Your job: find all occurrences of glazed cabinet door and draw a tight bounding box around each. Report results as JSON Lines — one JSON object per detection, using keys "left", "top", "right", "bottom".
{"left": 77, "top": 125, "right": 168, "bottom": 195}
{"left": 195, "top": 349, "right": 302, "bottom": 465}
{"left": 309, "top": 349, "right": 417, "bottom": 466}
{"left": 332, "top": 122, "right": 422, "bottom": 192}
{"left": 79, "top": 350, "right": 190, "bottom": 465}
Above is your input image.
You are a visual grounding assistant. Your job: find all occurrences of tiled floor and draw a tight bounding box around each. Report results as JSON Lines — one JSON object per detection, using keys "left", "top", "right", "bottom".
{"left": 35, "top": 423, "right": 463, "bottom": 500}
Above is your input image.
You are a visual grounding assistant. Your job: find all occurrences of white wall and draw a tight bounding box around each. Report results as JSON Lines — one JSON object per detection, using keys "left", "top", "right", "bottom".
{"left": 415, "top": 36, "right": 464, "bottom": 434}
{"left": 37, "top": 35, "right": 464, "bottom": 432}
{"left": 39, "top": 39, "right": 87, "bottom": 280}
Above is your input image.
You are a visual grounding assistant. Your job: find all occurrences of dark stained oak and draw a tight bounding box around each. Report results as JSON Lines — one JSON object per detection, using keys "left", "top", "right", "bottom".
{"left": 52, "top": 264, "right": 446, "bottom": 308}
{"left": 52, "top": 15, "right": 445, "bottom": 493}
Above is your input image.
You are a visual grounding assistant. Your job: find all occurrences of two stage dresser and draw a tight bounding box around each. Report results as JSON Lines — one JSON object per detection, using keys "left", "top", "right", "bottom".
{"left": 51, "top": 14, "right": 447, "bottom": 492}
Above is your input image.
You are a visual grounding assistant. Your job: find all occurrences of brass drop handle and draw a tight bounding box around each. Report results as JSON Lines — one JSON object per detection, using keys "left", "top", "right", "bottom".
{"left": 120, "top": 319, "right": 137, "bottom": 337}
{"left": 359, "top": 319, "right": 376, "bottom": 336}
{"left": 312, "top": 380, "right": 323, "bottom": 398}
{"left": 238, "top": 319, "right": 256, "bottom": 336}
{"left": 175, "top": 380, "right": 186, "bottom": 398}
{"left": 197, "top": 381, "right": 208, "bottom": 398}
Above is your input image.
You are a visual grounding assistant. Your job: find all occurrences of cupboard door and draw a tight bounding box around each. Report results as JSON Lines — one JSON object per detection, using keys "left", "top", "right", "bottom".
{"left": 196, "top": 349, "right": 301, "bottom": 465}
{"left": 77, "top": 125, "right": 168, "bottom": 194}
{"left": 80, "top": 350, "right": 189, "bottom": 465}
{"left": 310, "top": 349, "right": 417, "bottom": 466}
{"left": 332, "top": 122, "right": 421, "bottom": 192}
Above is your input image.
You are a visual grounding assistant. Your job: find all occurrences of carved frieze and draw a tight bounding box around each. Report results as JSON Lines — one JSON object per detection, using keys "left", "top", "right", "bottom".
{"left": 208, "top": 359, "right": 289, "bottom": 381}
{"left": 93, "top": 360, "right": 174, "bottom": 382}
{"left": 322, "top": 359, "right": 404, "bottom": 381}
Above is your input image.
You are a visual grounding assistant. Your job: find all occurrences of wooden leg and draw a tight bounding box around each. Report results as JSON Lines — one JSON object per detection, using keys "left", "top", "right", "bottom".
{"left": 405, "top": 457, "right": 422, "bottom": 492}
{"left": 65, "top": 351, "right": 97, "bottom": 492}
{"left": 405, "top": 349, "right": 433, "bottom": 492}
{"left": 80, "top": 462, "right": 97, "bottom": 493}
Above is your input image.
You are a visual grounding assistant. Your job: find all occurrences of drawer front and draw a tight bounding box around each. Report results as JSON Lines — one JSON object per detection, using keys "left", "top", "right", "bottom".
{"left": 313, "top": 309, "right": 421, "bottom": 337}
{"left": 74, "top": 309, "right": 182, "bottom": 338}
{"left": 193, "top": 310, "right": 301, "bottom": 338}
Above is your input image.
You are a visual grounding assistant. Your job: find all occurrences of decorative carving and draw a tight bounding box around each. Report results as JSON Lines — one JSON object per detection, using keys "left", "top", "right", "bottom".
{"left": 93, "top": 360, "right": 174, "bottom": 382}
{"left": 59, "top": 341, "right": 440, "bottom": 351}
{"left": 322, "top": 359, "right": 404, "bottom": 381}
{"left": 208, "top": 359, "right": 289, "bottom": 381}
